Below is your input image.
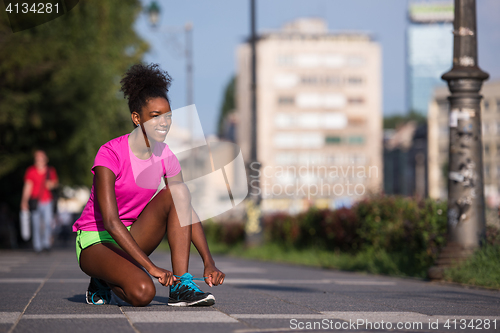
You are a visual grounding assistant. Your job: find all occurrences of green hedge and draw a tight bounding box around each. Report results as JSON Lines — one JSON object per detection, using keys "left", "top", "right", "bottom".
{"left": 202, "top": 196, "right": 499, "bottom": 278}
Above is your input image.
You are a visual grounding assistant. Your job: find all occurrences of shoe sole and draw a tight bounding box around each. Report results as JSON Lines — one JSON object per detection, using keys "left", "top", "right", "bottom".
{"left": 168, "top": 294, "right": 215, "bottom": 307}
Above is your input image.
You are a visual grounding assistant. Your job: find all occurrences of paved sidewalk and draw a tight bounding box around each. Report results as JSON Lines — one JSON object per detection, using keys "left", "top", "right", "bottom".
{"left": 0, "top": 249, "right": 499, "bottom": 333}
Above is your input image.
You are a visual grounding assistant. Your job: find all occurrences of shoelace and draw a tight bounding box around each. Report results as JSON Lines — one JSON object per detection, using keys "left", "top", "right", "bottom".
{"left": 90, "top": 289, "right": 111, "bottom": 305}
{"left": 90, "top": 278, "right": 111, "bottom": 305}
{"left": 172, "top": 274, "right": 207, "bottom": 293}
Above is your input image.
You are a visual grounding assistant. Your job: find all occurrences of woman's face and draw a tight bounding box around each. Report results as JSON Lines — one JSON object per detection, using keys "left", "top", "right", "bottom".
{"left": 132, "top": 97, "right": 172, "bottom": 143}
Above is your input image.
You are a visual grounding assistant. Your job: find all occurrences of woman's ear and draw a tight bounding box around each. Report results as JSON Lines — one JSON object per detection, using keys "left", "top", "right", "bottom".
{"left": 131, "top": 111, "right": 141, "bottom": 127}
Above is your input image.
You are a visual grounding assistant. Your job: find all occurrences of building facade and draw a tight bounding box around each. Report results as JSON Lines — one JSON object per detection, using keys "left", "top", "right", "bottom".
{"left": 383, "top": 122, "right": 428, "bottom": 198}
{"left": 428, "top": 81, "right": 500, "bottom": 208}
{"left": 236, "top": 18, "right": 382, "bottom": 213}
{"left": 407, "top": 0, "right": 453, "bottom": 115}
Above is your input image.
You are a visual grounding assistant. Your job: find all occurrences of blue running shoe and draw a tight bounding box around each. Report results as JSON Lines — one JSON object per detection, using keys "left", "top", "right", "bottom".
{"left": 86, "top": 277, "right": 111, "bottom": 305}
{"left": 168, "top": 273, "right": 215, "bottom": 307}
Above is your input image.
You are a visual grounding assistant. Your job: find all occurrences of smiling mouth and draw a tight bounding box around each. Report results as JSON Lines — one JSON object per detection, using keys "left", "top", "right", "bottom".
{"left": 156, "top": 129, "right": 168, "bottom": 134}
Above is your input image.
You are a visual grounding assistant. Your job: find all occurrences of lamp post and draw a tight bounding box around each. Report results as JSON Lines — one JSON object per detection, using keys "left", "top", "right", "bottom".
{"left": 147, "top": 1, "right": 195, "bottom": 178}
{"left": 245, "top": 0, "right": 262, "bottom": 247}
{"left": 147, "top": 1, "right": 160, "bottom": 27}
{"left": 428, "top": 0, "right": 489, "bottom": 280}
{"left": 147, "top": 1, "right": 193, "bottom": 107}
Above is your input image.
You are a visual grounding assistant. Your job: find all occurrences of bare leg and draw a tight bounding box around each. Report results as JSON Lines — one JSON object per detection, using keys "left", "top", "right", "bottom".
{"left": 79, "top": 243, "right": 155, "bottom": 307}
{"left": 79, "top": 185, "right": 193, "bottom": 306}
{"left": 130, "top": 184, "right": 193, "bottom": 277}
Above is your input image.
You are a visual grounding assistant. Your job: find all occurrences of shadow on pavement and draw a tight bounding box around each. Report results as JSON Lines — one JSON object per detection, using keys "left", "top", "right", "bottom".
{"left": 66, "top": 294, "right": 86, "bottom": 304}
{"left": 232, "top": 285, "right": 313, "bottom": 292}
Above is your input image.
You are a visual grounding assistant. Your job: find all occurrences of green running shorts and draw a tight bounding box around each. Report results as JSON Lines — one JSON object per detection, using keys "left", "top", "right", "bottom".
{"left": 75, "top": 226, "right": 131, "bottom": 264}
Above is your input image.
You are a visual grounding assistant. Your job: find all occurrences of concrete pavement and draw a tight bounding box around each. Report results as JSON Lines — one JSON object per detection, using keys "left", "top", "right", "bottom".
{"left": 0, "top": 248, "right": 499, "bottom": 333}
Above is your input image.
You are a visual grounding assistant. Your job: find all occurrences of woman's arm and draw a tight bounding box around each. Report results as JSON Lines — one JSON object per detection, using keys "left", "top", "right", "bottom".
{"left": 94, "top": 166, "right": 175, "bottom": 286}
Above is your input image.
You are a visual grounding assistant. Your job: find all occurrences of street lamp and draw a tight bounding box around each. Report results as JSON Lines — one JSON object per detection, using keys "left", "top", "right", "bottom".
{"left": 428, "top": 0, "right": 489, "bottom": 280}
{"left": 146, "top": 1, "right": 195, "bottom": 178}
{"left": 147, "top": 1, "right": 160, "bottom": 28}
{"left": 245, "top": 0, "right": 262, "bottom": 247}
{"left": 146, "top": 1, "right": 193, "bottom": 107}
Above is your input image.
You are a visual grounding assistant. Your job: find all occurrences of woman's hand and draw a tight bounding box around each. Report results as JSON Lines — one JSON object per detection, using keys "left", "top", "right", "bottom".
{"left": 204, "top": 263, "right": 225, "bottom": 287}
{"left": 149, "top": 266, "right": 176, "bottom": 286}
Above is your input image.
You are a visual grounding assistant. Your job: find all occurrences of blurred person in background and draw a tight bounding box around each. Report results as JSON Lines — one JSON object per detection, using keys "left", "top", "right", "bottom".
{"left": 73, "top": 63, "right": 224, "bottom": 307}
{"left": 21, "top": 150, "right": 58, "bottom": 253}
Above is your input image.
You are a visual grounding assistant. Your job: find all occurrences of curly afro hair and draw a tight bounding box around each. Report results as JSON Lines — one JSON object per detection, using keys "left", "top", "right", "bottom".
{"left": 120, "top": 63, "right": 172, "bottom": 116}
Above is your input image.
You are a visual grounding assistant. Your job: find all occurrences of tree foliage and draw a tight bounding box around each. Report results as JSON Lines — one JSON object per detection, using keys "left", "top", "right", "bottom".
{"left": 0, "top": 0, "right": 148, "bottom": 210}
{"left": 217, "top": 75, "right": 236, "bottom": 137}
{"left": 383, "top": 111, "right": 427, "bottom": 129}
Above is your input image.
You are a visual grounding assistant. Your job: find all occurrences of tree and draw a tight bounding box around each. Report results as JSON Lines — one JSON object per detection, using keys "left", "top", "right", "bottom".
{"left": 383, "top": 111, "right": 427, "bottom": 129}
{"left": 0, "top": 0, "right": 148, "bottom": 211}
{"left": 217, "top": 75, "right": 236, "bottom": 138}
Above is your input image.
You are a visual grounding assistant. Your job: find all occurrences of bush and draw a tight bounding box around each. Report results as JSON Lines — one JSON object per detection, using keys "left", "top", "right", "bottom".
{"left": 355, "top": 196, "right": 447, "bottom": 274}
{"left": 202, "top": 220, "right": 245, "bottom": 246}
{"left": 443, "top": 243, "right": 500, "bottom": 289}
{"left": 262, "top": 212, "right": 300, "bottom": 247}
{"left": 202, "top": 195, "right": 498, "bottom": 284}
{"left": 485, "top": 225, "right": 500, "bottom": 246}
{"left": 260, "top": 195, "right": 447, "bottom": 276}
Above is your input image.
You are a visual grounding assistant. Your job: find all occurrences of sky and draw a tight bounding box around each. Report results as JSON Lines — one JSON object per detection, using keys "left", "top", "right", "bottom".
{"left": 135, "top": 0, "right": 500, "bottom": 136}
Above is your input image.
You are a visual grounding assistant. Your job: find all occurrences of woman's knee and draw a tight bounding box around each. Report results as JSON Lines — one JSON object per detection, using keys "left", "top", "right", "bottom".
{"left": 127, "top": 278, "right": 156, "bottom": 307}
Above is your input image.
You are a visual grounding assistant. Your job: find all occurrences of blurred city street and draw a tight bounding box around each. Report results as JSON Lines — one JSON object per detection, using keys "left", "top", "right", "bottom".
{"left": 0, "top": 248, "right": 499, "bottom": 333}
{"left": 1, "top": 1, "right": 500, "bottom": 332}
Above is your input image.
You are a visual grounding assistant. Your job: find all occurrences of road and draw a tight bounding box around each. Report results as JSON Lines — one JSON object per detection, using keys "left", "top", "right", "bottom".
{"left": 0, "top": 249, "right": 499, "bottom": 333}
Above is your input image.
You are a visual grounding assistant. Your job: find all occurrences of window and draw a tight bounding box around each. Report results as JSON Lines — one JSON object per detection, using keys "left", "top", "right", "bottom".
{"left": 347, "top": 56, "right": 365, "bottom": 67}
{"left": 348, "top": 136, "right": 364, "bottom": 145}
{"left": 296, "top": 94, "right": 322, "bottom": 108}
{"left": 325, "top": 136, "right": 341, "bottom": 144}
{"left": 296, "top": 93, "right": 347, "bottom": 109}
{"left": 275, "top": 153, "right": 297, "bottom": 165}
{"left": 300, "top": 133, "right": 323, "bottom": 148}
{"left": 274, "top": 133, "right": 296, "bottom": 148}
{"left": 484, "top": 99, "right": 490, "bottom": 111}
{"left": 277, "top": 55, "right": 293, "bottom": 66}
{"left": 347, "top": 76, "right": 363, "bottom": 85}
{"left": 274, "top": 74, "right": 299, "bottom": 88}
{"left": 484, "top": 165, "right": 490, "bottom": 177}
{"left": 496, "top": 99, "right": 500, "bottom": 111}
{"left": 275, "top": 114, "right": 294, "bottom": 128}
{"left": 348, "top": 117, "right": 366, "bottom": 126}
{"left": 278, "top": 96, "right": 294, "bottom": 105}
{"left": 324, "top": 113, "right": 348, "bottom": 129}
{"left": 484, "top": 143, "right": 490, "bottom": 155}
{"left": 296, "top": 54, "right": 320, "bottom": 67}
{"left": 325, "top": 76, "right": 342, "bottom": 85}
{"left": 324, "top": 54, "right": 345, "bottom": 68}
{"left": 276, "top": 172, "right": 295, "bottom": 185}
{"left": 275, "top": 133, "right": 323, "bottom": 148}
{"left": 324, "top": 94, "right": 347, "bottom": 109}
{"left": 298, "top": 114, "right": 321, "bottom": 129}
{"left": 299, "top": 153, "right": 323, "bottom": 165}
{"left": 348, "top": 97, "right": 364, "bottom": 105}
{"left": 301, "top": 76, "right": 318, "bottom": 85}
{"left": 350, "top": 154, "right": 367, "bottom": 164}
